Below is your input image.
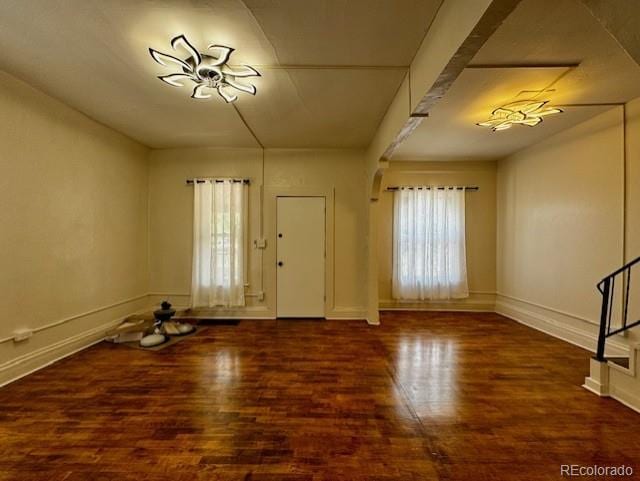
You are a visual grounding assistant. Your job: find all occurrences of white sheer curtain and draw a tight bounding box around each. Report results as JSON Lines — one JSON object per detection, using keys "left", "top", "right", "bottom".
{"left": 191, "top": 179, "right": 246, "bottom": 308}
{"left": 392, "top": 187, "right": 469, "bottom": 300}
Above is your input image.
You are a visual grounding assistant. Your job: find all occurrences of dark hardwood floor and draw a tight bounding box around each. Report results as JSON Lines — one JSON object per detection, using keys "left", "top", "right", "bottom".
{"left": 0, "top": 311, "right": 639, "bottom": 481}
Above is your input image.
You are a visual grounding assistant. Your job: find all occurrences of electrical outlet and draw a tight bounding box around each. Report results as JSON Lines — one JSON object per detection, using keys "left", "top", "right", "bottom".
{"left": 13, "top": 328, "right": 33, "bottom": 342}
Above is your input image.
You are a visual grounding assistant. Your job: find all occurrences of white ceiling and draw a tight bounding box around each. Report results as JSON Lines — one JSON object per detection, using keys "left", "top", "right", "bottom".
{"left": 0, "top": 0, "right": 442, "bottom": 149}
{"left": 392, "top": 0, "right": 640, "bottom": 161}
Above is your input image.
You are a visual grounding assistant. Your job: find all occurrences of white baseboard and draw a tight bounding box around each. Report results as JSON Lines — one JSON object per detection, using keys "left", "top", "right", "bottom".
{"left": 0, "top": 320, "right": 118, "bottom": 387}
{"left": 326, "top": 308, "right": 366, "bottom": 320}
{"left": 0, "top": 297, "right": 149, "bottom": 387}
{"left": 495, "top": 294, "right": 628, "bottom": 357}
{"left": 379, "top": 292, "right": 496, "bottom": 312}
{"left": 150, "top": 293, "right": 366, "bottom": 321}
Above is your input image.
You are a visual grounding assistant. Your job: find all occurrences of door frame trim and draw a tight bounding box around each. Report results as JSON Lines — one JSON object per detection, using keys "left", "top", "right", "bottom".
{"left": 266, "top": 186, "right": 335, "bottom": 318}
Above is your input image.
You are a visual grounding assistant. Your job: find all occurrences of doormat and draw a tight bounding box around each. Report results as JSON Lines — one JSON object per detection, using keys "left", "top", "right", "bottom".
{"left": 110, "top": 325, "right": 206, "bottom": 351}
{"left": 182, "top": 318, "right": 241, "bottom": 326}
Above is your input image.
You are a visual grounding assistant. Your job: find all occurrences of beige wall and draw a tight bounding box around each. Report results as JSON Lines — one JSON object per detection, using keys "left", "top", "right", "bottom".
{"left": 378, "top": 160, "right": 497, "bottom": 310}
{"left": 148, "top": 148, "right": 368, "bottom": 319}
{"left": 496, "top": 106, "right": 629, "bottom": 352}
{"left": 625, "top": 97, "right": 640, "bottom": 346}
{"left": 497, "top": 101, "right": 640, "bottom": 410}
{"left": 0, "top": 71, "right": 149, "bottom": 384}
{"left": 148, "top": 148, "right": 261, "bottom": 307}
{"left": 626, "top": 98, "right": 640, "bottom": 282}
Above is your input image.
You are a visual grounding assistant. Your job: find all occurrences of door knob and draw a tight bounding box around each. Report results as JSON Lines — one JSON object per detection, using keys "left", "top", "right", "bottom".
{"left": 278, "top": 261, "right": 283, "bottom": 267}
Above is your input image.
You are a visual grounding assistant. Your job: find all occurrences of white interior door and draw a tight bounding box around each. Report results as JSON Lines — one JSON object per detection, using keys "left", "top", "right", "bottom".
{"left": 277, "top": 197, "right": 325, "bottom": 318}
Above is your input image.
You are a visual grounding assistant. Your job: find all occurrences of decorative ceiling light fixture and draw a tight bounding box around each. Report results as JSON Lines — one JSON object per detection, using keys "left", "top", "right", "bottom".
{"left": 477, "top": 100, "right": 563, "bottom": 131}
{"left": 149, "top": 34, "right": 260, "bottom": 103}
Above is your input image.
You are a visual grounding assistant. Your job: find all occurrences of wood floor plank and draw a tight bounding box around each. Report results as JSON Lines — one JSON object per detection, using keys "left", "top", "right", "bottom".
{"left": 0, "top": 312, "right": 638, "bottom": 480}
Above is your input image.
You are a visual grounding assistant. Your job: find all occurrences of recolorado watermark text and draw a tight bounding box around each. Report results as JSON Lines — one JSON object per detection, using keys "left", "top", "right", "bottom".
{"left": 561, "top": 465, "right": 633, "bottom": 477}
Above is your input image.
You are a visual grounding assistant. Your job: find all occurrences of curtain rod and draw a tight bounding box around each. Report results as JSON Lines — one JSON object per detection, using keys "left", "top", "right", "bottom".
{"left": 386, "top": 186, "right": 479, "bottom": 191}
{"left": 186, "top": 178, "right": 251, "bottom": 185}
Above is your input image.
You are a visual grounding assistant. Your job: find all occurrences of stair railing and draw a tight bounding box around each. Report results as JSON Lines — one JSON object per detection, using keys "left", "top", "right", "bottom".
{"left": 595, "top": 255, "right": 640, "bottom": 361}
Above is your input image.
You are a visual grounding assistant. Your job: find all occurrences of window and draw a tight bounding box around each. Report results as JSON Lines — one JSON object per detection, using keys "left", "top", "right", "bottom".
{"left": 191, "top": 179, "right": 247, "bottom": 307}
{"left": 392, "top": 187, "right": 469, "bottom": 300}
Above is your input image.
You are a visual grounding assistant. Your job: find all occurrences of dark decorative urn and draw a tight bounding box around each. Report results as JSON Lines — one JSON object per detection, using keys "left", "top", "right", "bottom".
{"left": 154, "top": 301, "right": 176, "bottom": 322}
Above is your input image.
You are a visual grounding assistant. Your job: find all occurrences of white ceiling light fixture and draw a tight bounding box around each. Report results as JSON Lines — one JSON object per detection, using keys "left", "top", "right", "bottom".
{"left": 149, "top": 34, "right": 260, "bottom": 103}
{"left": 477, "top": 100, "right": 563, "bottom": 131}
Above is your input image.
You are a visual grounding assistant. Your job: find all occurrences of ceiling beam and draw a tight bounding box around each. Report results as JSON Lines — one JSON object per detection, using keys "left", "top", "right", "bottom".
{"left": 409, "top": 0, "right": 522, "bottom": 118}
{"left": 580, "top": 0, "right": 640, "bottom": 68}
{"left": 365, "top": 0, "right": 523, "bottom": 199}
